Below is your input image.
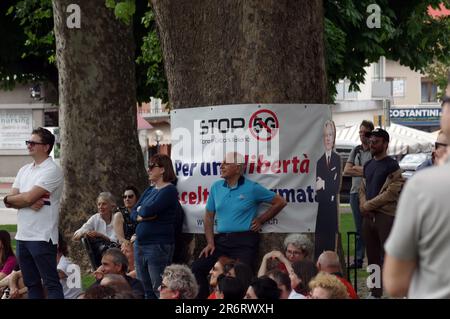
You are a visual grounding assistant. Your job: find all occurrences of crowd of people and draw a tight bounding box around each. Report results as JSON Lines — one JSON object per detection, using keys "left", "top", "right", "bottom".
{"left": 1, "top": 96, "right": 449, "bottom": 299}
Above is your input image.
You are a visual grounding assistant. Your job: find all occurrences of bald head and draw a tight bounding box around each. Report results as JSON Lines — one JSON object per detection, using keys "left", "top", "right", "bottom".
{"left": 317, "top": 251, "right": 341, "bottom": 273}
{"left": 224, "top": 152, "right": 245, "bottom": 165}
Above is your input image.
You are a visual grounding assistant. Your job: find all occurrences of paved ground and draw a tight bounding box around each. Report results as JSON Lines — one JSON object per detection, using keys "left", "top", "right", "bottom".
{"left": 0, "top": 182, "right": 17, "bottom": 225}
{"left": 0, "top": 208, "right": 17, "bottom": 225}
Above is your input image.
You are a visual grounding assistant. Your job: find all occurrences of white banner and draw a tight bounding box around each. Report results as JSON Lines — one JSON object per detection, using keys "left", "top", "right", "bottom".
{"left": 0, "top": 110, "right": 33, "bottom": 150}
{"left": 171, "top": 104, "right": 332, "bottom": 233}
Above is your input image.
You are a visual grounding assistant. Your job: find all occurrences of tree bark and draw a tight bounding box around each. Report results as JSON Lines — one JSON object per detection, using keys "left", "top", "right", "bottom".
{"left": 151, "top": 0, "right": 331, "bottom": 268}
{"left": 53, "top": 0, "right": 147, "bottom": 269}
{"left": 151, "top": 0, "right": 327, "bottom": 108}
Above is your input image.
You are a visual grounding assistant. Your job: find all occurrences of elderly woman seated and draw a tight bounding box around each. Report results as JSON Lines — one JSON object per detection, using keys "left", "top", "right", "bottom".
{"left": 159, "top": 264, "right": 198, "bottom": 299}
{"left": 73, "top": 192, "right": 119, "bottom": 269}
{"left": 258, "top": 233, "right": 313, "bottom": 276}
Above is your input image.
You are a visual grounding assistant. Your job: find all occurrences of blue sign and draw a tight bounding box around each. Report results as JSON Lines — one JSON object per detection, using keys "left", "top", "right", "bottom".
{"left": 390, "top": 108, "right": 441, "bottom": 126}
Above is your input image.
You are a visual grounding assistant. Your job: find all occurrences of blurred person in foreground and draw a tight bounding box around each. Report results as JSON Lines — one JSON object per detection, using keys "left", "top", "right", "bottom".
{"left": 384, "top": 96, "right": 450, "bottom": 298}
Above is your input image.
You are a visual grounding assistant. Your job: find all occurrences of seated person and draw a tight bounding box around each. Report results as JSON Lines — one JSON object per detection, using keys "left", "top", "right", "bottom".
{"left": 207, "top": 256, "right": 235, "bottom": 299}
{"left": 223, "top": 261, "right": 253, "bottom": 295}
{"left": 83, "top": 283, "right": 137, "bottom": 299}
{"left": 0, "top": 230, "right": 17, "bottom": 280}
{"left": 88, "top": 248, "right": 144, "bottom": 299}
{"left": 309, "top": 272, "right": 349, "bottom": 299}
{"left": 1, "top": 237, "right": 82, "bottom": 300}
{"left": 0, "top": 269, "right": 28, "bottom": 299}
{"left": 258, "top": 233, "right": 313, "bottom": 276}
{"left": 244, "top": 276, "right": 281, "bottom": 299}
{"left": 159, "top": 264, "right": 198, "bottom": 299}
{"left": 215, "top": 274, "right": 246, "bottom": 299}
{"left": 113, "top": 186, "right": 139, "bottom": 246}
{"left": 73, "top": 192, "right": 119, "bottom": 269}
{"left": 57, "top": 235, "right": 82, "bottom": 299}
{"left": 267, "top": 269, "right": 293, "bottom": 299}
{"left": 317, "top": 251, "right": 358, "bottom": 299}
{"left": 113, "top": 186, "right": 140, "bottom": 278}
{"left": 100, "top": 273, "right": 138, "bottom": 299}
{"left": 286, "top": 260, "right": 318, "bottom": 298}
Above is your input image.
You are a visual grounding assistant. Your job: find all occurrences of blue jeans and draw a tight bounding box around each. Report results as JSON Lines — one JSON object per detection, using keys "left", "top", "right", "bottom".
{"left": 134, "top": 242, "right": 174, "bottom": 299}
{"left": 16, "top": 240, "right": 64, "bottom": 299}
{"left": 349, "top": 193, "right": 365, "bottom": 262}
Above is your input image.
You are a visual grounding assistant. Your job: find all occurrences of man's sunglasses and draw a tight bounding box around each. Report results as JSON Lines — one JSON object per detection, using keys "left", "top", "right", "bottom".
{"left": 25, "top": 140, "right": 46, "bottom": 146}
{"left": 435, "top": 142, "right": 448, "bottom": 149}
{"left": 122, "top": 194, "right": 135, "bottom": 199}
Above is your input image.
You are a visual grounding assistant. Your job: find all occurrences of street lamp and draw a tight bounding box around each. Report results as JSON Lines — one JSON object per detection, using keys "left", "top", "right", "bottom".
{"left": 154, "top": 129, "right": 163, "bottom": 153}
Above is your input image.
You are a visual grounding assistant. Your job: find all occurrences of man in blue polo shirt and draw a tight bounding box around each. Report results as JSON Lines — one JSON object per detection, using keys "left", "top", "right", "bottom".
{"left": 192, "top": 152, "right": 287, "bottom": 299}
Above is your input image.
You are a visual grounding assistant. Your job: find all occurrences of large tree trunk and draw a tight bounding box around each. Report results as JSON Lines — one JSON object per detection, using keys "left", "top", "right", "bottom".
{"left": 53, "top": 0, "right": 147, "bottom": 270}
{"left": 151, "top": 0, "right": 330, "bottom": 268}
{"left": 151, "top": 0, "right": 327, "bottom": 108}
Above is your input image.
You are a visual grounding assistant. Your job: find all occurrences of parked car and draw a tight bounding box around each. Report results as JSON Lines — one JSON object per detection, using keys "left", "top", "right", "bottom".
{"left": 399, "top": 152, "right": 432, "bottom": 179}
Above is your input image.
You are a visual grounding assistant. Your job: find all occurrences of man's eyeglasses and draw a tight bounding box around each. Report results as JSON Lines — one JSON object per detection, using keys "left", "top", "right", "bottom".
{"left": 435, "top": 142, "right": 448, "bottom": 149}
{"left": 122, "top": 194, "right": 135, "bottom": 199}
{"left": 25, "top": 140, "right": 46, "bottom": 147}
{"left": 148, "top": 163, "right": 161, "bottom": 170}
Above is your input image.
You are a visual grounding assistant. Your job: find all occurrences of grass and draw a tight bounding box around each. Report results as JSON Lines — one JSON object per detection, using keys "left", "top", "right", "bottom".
{"left": 82, "top": 275, "right": 96, "bottom": 290}
{"left": 0, "top": 225, "right": 17, "bottom": 232}
{"left": 339, "top": 211, "right": 369, "bottom": 297}
{"left": 1, "top": 224, "right": 17, "bottom": 250}
{"left": 340, "top": 209, "right": 356, "bottom": 258}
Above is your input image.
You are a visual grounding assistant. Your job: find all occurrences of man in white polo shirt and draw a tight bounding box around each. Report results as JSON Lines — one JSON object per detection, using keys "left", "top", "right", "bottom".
{"left": 3, "top": 127, "right": 64, "bottom": 299}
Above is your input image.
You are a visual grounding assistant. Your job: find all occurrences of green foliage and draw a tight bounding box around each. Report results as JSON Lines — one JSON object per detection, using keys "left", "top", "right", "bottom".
{"left": 12, "top": 0, "right": 54, "bottom": 61}
{"left": 0, "top": 0, "right": 56, "bottom": 90}
{"left": 136, "top": 9, "right": 168, "bottom": 102}
{"left": 424, "top": 61, "right": 450, "bottom": 100}
{"left": 2, "top": 0, "right": 449, "bottom": 103}
{"left": 324, "top": 0, "right": 450, "bottom": 101}
{"left": 105, "top": 0, "right": 136, "bottom": 25}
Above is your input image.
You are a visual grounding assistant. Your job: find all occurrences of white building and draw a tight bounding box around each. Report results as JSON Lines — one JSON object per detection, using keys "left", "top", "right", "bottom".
{"left": 0, "top": 82, "right": 58, "bottom": 178}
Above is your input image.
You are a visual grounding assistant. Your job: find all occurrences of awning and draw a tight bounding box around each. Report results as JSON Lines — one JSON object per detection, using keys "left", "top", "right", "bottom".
{"left": 137, "top": 114, "right": 153, "bottom": 130}
{"left": 336, "top": 123, "right": 435, "bottom": 156}
{"left": 148, "top": 122, "right": 171, "bottom": 146}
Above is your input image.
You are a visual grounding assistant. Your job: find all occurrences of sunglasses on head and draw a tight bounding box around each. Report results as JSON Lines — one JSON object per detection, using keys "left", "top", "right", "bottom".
{"left": 122, "top": 194, "right": 135, "bottom": 199}
{"left": 25, "top": 140, "right": 46, "bottom": 146}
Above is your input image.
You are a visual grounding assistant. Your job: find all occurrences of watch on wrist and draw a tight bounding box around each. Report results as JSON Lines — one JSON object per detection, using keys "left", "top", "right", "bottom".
{"left": 3, "top": 195, "right": 10, "bottom": 207}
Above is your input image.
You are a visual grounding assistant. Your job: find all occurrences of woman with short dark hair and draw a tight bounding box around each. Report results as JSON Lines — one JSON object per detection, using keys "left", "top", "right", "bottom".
{"left": 131, "top": 154, "right": 179, "bottom": 299}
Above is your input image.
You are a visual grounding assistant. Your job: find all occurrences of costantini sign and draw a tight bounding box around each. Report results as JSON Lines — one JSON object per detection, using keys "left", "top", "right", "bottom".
{"left": 390, "top": 108, "right": 441, "bottom": 126}
{"left": 171, "top": 104, "right": 332, "bottom": 233}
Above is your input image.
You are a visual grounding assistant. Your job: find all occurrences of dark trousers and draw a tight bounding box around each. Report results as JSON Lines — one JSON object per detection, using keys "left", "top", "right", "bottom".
{"left": 349, "top": 193, "right": 366, "bottom": 263}
{"left": 362, "top": 213, "right": 394, "bottom": 298}
{"left": 16, "top": 240, "right": 64, "bottom": 299}
{"left": 191, "top": 231, "right": 259, "bottom": 299}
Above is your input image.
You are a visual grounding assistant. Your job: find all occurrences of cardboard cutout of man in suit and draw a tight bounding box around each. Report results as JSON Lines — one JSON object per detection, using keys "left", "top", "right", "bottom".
{"left": 314, "top": 120, "right": 342, "bottom": 261}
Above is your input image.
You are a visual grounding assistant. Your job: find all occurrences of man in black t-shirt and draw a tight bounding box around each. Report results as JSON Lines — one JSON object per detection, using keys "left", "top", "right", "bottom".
{"left": 359, "top": 128, "right": 404, "bottom": 298}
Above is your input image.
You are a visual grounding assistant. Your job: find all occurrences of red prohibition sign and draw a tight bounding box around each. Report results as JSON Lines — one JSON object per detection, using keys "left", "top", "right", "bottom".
{"left": 249, "top": 109, "right": 279, "bottom": 141}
